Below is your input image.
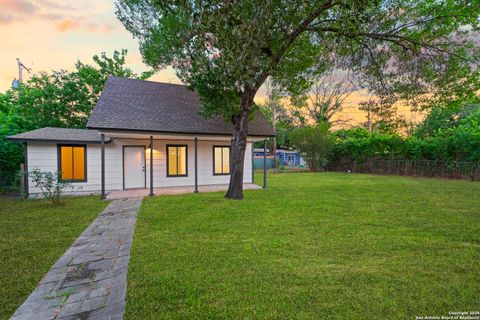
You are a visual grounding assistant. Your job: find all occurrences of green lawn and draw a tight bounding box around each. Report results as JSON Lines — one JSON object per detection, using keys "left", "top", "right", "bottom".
{"left": 125, "top": 173, "right": 480, "bottom": 319}
{"left": 0, "top": 196, "right": 108, "bottom": 319}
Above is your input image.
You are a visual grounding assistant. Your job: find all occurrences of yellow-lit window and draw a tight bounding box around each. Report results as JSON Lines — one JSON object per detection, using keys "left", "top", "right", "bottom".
{"left": 59, "top": 145, "right": 86, "bottom": 181}
{"left": 167, "top": 145, "right": 187, "bottom": 176}
{"left": 213, "top": 146, "right": 230, "bottom": 175}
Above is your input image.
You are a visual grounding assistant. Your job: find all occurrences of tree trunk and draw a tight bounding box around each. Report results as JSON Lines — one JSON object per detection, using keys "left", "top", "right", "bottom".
{"left": 225, "top": 90, "right": 256, "bottom": 200}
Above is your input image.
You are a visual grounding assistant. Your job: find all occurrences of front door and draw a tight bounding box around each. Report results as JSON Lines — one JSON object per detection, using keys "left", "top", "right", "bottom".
{"left": 124, "top": 146, "right": 145, "bottom": 189}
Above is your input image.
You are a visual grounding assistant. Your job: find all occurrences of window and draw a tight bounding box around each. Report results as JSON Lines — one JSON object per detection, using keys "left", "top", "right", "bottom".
{"left": 213, "top": 146, "right": 230, "bottom": 175}
{"left": 58, "top": 145, "right": 86, "bottom": 182}
{"left": 167, "top": 145, "right": 187, "bottom": 177}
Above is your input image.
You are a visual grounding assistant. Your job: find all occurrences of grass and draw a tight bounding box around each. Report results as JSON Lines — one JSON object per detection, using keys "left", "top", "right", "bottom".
{"left": 125, "top": 172, "right": 480, "bottom": 319}
{"left": 0, "top": 196, "right": 108, "bottom": 319}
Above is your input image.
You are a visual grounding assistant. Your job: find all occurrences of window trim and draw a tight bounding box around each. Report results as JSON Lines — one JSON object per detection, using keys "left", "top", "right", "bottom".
{"left": 212, "top": 145, "right": 231, "bottom": 176}
{"left": 166, "top": 144, "right": 188, "bottom": 177}
{"left": 57, "top": 144, "right": 87, "bottom": 183}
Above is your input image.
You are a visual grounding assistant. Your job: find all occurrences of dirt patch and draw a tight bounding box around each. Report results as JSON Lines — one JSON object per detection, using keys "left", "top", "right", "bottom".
{"left": 63, "top": 263, "right": 98, "bottom": 284}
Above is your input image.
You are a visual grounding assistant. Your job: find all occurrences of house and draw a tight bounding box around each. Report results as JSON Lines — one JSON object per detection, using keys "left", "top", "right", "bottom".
{"left": 253, "top": 148, "right": 270, "bottom": 157}
{"left": 7, "top": 77, "right": 275, "bottom": 199}
{"left": 276, "top": 149, "right": 304, "bottom": 167}
{"left": 253, "top": 148, "right": 304, "bottom": 167}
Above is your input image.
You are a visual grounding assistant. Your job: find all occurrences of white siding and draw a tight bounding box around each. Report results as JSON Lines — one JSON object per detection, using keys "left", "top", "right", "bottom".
{"left": 26, "top": 138, "right": 253, "bottom": 196}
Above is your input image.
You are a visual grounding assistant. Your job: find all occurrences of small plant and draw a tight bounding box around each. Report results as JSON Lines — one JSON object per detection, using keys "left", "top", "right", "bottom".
{"left": 30, "top": 169, "right": 73, "bottom": 205}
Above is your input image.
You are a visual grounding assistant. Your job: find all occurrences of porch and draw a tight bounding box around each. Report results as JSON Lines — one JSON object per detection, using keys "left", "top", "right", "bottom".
{"left": 106, "top": 183, "right": 262, "bottom": 200}
{"left": 98, "top": 131, "right": 269, "bottom": 199}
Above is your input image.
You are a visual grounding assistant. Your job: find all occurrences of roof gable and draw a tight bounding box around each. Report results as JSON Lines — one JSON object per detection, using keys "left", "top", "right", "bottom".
{"left": 86, "top": 77, "right": 274, "bottom": 137}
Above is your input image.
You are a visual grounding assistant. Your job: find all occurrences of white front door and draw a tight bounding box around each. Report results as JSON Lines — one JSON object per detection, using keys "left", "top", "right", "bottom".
{"left": 124, "top": 146, "right": 145, "bottom": 189}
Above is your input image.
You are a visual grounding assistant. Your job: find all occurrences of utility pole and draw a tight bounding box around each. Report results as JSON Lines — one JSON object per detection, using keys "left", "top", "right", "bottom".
{"left": 266, "top": 78, "right": 278, "bottom": 169}
{"left": 367, "top": 105, "right": 371, "bottom": 133}
{"left": 16, "top": 58, "right": 31, "bottom": 83}
{"left": 12, "top": 58, "right": 31, "bottom": 89}
{"left": 17, "top": 58, "right": 23, "bottom": 83}
{"left": 359, "top": 99, "right": 375, "bottom": 133}
{"left": 271, "top": 100, "right": 277, "bottom": 169}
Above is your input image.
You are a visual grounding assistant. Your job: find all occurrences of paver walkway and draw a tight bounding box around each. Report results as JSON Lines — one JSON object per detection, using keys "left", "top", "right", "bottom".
{"left": 11, "top": 198, "right": 142, "bottom": 320}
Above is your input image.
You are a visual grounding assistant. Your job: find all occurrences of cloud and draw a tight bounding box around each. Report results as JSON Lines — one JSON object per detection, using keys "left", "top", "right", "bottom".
{"left": 56, "top": 18, "right": 80, "bottom": 32}
{"left": 102, "top": 24, "right": 114, "bottom": 33}
{"left": 0, "top": 0, "right": 36, "bottom": 25}
{"left": 0, "top": 0, "right": 115, "bottom": 34}
{"left": 33, "top": 0, "right": 77, "bottom": 11}
{"left": 86, "top": 22, "right": 114, "bottom": 34}
{"left": 0, "top": 14, "right": 14, "bottom": 25}
{"left": 0, "top": 0, "right": 36, "bottom": 14}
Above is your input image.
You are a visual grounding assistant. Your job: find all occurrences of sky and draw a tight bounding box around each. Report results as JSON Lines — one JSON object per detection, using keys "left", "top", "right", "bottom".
{"left": 0, "top": 0, "right": 422, "bottom": 128}
{"left": 0, "top": 0, "right": 180, "bottom": 90}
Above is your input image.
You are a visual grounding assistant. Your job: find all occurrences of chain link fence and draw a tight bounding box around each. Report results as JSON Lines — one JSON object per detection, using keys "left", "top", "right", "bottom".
{"left": 328, "top": 158, "right": 480, "bottom": 181}
{"left": 0, "top": 170, "right": 26, "bottom": 196}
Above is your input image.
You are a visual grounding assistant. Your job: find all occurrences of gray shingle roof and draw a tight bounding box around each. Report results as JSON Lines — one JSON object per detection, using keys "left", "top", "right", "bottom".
{"left": 7, "top": 127, "right": 111, "bottom": 143}
{"left": 86, "top": 77, "right": 275, "bottom": 137}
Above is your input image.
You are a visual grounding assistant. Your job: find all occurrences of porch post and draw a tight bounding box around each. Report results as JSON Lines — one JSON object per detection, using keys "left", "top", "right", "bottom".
{"left": 101, "top": 134, "right": 105, "bottom": 200}
{"left": 23, "top": 142, "right": 29, "bottom": 198}
{"left": 194, "top": 137, "right": 198, "bottom": 193}
{"left": 251, "top": 142, "right": 254, "bottom": 183}
{"left": 263, "top": 139, "right": 267, "bottom": 189}
{"left": 149, "top": 136, "right": 154, "bottom": 196}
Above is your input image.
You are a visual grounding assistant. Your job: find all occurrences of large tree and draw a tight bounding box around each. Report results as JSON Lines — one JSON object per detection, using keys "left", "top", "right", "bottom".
{"left": 287, "top": 71, "right": 355, "bottom": 127}
{"left": 116, "top": 0, "right": 480, "bottom": 199}
{"left": 0, "top": 50, "right": 151, "bottom": 174}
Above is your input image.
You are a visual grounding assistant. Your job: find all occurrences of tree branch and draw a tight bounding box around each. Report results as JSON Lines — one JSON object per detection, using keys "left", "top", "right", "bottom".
{"left": 308, "top": 26, "right": 474, "bottom": 62}
{"left": 254, "top": 1, "right": 338, "bottom": 89}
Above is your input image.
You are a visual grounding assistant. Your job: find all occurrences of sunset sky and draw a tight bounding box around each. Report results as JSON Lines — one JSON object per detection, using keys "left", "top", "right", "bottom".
{"left": 0, "top": 0, "right": 180, "bottom": 89}
{"left": 0, "top": 0, "right": 422, "bottom": 128}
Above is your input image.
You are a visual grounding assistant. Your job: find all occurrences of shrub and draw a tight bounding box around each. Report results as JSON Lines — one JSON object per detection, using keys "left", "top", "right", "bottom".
{"left": 30, "top": 169, "right": 73, "bottom": 205}
{"left": 290, "top": 124, "right": 334, "bottom": 171}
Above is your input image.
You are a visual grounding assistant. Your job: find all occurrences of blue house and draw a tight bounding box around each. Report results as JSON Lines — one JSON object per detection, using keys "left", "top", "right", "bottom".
{"left": 253, "top": 148, "right": 304, "bottom": 167}
{"left": 276, "top": 149, "right": 303, "bottom": 166}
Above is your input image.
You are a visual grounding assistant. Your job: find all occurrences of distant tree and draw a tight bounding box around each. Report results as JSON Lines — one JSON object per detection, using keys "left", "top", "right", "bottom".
{"left": 358, "top": 98, "right": 407, "bottom": 134}
{"left": 289, "top": 71, "right": 355, "bottom": 127}
{"left": 76, "top": 50, "right": 154, "bottom": 98}
{"left": 259, "top": 91, "right": 294, "bottom": 156}
{"left": 288, "top": 95, "right": 309, "bottom": 127}
{"left": 0, "top": 49, "right": 151, "bottom": 174}
{"left": 414, "top": 100, "right": 480, "bottom": 138}
{"left": 290, "top": 124, "right": 334, "bottom": 171}
{"left": 262, "top": 80, "right": 285, "bottom": 167}
{"left": 117, "top": 0, "right": 480, "bottom": 199}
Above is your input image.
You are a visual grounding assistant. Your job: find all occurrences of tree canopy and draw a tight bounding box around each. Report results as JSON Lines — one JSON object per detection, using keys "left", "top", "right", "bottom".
{"left": 117, "top": 0, "right": 479, "bottom": 112}
{"left": 116, "top": 0, "right": 480, "bottom": 198}
{"left": 0, "top": 50, "right": 151, "bottom": 175}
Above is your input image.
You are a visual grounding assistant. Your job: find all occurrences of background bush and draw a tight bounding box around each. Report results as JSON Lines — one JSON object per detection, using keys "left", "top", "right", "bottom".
{"left": 290, "top": 124, "right": 334, "bottom": 171}
{"left": 331, "top": 106, "right": 480, "bottom": 163}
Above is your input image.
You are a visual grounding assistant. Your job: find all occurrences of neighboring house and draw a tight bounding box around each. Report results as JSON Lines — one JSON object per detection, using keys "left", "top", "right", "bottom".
{"left": 253, "top": 148, "right": 270, "bottom": 157}
{"left": 7, "top": 77, "right": 275, "bottom": 198}
{"left": 253, "top": 148, "right": 304, "bottom": 167}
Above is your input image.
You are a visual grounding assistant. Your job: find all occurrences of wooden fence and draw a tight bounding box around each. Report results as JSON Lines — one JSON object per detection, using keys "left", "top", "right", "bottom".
{"left": 328, "top": 159, "right": 480, "bottom": 181}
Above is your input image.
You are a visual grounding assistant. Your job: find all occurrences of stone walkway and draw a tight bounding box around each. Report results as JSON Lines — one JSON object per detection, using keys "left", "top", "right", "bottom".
{"left": 11, "top": 198, "right": 142, "bottom": 320}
